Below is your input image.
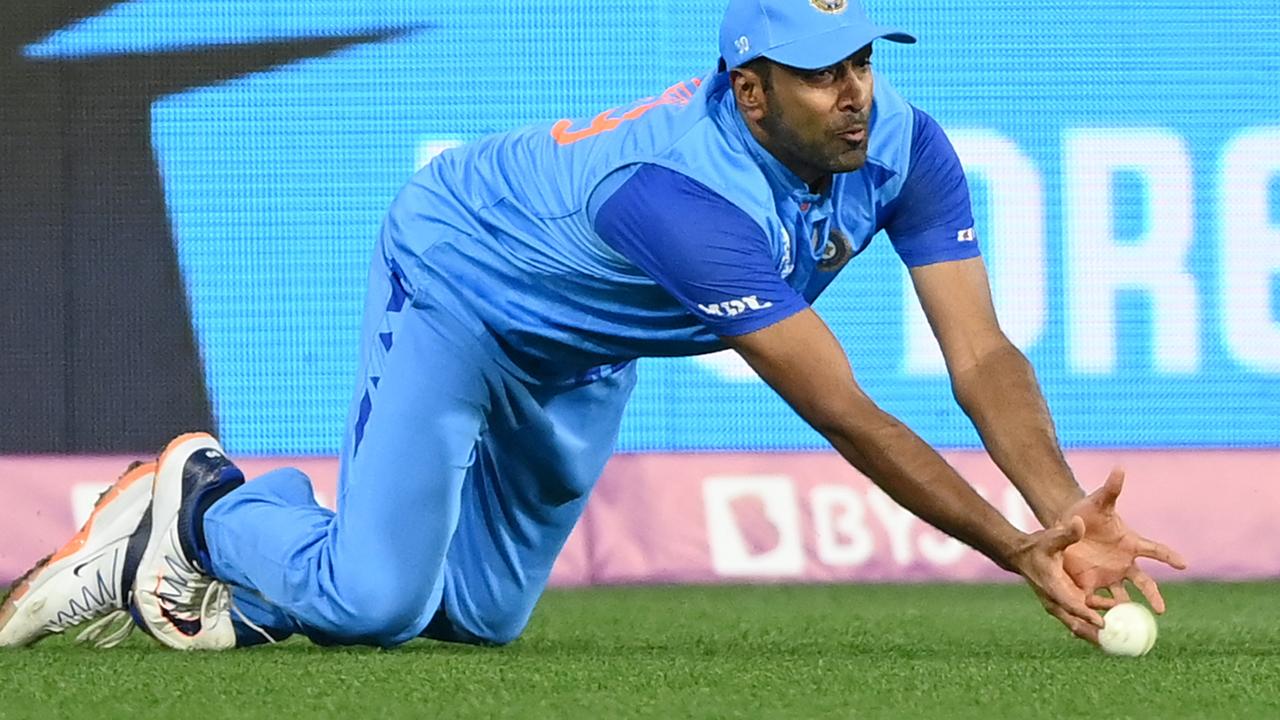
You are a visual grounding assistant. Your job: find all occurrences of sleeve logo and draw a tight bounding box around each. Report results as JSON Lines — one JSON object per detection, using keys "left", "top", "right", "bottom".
{"left": 956, "top": 227, "right": 976, "bottom": 242}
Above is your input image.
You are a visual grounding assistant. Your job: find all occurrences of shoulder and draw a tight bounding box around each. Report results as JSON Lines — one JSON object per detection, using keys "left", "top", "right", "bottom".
{"left": 905, "top": 105, "right": 959, "bottom": 165}
{"left": 865, "top": 76, "right": 960, "bottom": 167}
{"left": 592, "top": 164, "right": 762, "bottom": 236}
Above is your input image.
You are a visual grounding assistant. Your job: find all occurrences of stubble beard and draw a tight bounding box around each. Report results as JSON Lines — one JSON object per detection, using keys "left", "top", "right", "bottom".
{"left": 761, "top": 108, "right": 867, "bottom": 179}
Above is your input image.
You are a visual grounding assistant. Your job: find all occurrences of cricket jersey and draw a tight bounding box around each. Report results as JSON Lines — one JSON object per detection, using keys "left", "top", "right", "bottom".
{"left": 380, "top": 70, "right": 977, "bottom": 382}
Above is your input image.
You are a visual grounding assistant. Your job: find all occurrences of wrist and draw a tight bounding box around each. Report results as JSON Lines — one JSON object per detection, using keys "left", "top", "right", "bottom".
{"left": 987, "top": 527, "right": 1034, "bottom": 574}
{"left": 1034, "top": 486, "right": 1086, "bottom": 527}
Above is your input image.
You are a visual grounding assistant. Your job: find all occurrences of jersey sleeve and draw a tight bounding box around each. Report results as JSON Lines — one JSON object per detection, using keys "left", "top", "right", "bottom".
{"left": 881, "top": 106, "right": 981, "bottom": 268}
{"left": 591, "top": 163, "right": 809, "bottom": 336}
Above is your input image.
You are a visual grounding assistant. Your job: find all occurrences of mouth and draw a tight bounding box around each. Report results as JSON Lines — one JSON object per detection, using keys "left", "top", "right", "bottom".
{"left": 837, "top": 127, "right": 867, "bottom": 144}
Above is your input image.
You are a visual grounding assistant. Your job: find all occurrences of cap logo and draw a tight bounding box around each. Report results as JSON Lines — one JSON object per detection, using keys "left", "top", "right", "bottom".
{"left": 735, "top": 35, "right": 750, "bottom": 54}
{"left": 810, "top": 0, "right": 847, "bottom": 14}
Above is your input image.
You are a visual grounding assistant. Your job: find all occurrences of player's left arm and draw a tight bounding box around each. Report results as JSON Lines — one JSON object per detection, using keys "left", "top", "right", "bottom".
{"left": 884, "top": 108, "right": 1082, "bottom": 523}
{"left": 894, "top": 107, "right": 1187, "bottom": 610}
{"left": 908, "top": 257, "right": 1082, "bottom": 526}
{"left": 911, "top": 255, "right": 1187, "bottom": 610}
{"left": 912, "top": 258, "right": 1178, "bottom": 607}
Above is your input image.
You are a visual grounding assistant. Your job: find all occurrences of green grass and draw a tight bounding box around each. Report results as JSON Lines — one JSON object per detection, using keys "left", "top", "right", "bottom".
{"left": 1, "top": 582, "right": 1277, "bottom": 719}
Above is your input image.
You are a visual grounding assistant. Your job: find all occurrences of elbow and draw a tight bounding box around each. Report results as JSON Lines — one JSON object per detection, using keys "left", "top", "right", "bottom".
{"left": 804, "top": 394, "right": 893, "bottom": 446}
{"left": 949, "top": 344, "right": 1034, "bottom": 414}
{"left": 950, "top": 376, "right": 979, "bottom": 416}
{"left": 800, "top": 396, "right": 855, "bottom": 439}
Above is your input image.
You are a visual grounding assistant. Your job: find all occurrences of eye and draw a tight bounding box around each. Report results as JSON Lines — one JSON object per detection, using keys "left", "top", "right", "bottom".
{"left": 806, "top": 67, "right": 838, "bottom": 82}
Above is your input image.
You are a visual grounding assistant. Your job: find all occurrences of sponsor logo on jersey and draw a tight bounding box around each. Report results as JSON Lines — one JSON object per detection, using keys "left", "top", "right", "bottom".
{"left": 698, "top": 295, "right": 775, "bottom": 318}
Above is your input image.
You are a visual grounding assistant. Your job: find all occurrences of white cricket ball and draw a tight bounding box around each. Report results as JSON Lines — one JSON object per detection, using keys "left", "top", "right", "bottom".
{"left": 1098, "top": 602, "right": 1158, "bottom": 657}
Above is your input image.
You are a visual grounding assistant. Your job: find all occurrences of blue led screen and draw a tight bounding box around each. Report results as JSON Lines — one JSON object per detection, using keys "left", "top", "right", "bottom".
{"left": 24, "top": 0, "right": 1280, "bottom": 453}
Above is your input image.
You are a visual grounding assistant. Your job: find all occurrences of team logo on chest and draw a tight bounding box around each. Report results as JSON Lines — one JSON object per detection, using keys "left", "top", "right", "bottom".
{"left": 817, "top": 229, "right": 853, "bottom": 272}
{"left": 810, "top": 0, "right": 847, "bottom": 14}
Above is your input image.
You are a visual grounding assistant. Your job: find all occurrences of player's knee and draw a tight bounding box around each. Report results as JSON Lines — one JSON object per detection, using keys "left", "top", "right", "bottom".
{"left": 325, "top": 577, "right": 431, "bottom": 645}
{"left": 331, "top": 599, "right": 425, "bottom": 646}
{"left": 468, "top": 609, "right": 532, "bottom": 647}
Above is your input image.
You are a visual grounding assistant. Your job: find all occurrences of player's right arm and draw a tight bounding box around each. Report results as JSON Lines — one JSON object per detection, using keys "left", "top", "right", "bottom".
{"left": 723, "top": 309, "right": 1103, "bottom": 641}
{"left": 724, "top": 309, "right": 1021, "bottom": 564}
{"left": 591, "top": 162, "right": 1102, "bottom": 640}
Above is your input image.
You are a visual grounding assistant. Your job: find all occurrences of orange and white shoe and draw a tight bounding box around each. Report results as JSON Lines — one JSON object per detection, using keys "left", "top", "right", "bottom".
{"left": 132, "top": 433, "right": 244, "bottom": 650}
{"left": 0, "top": 461, "right": 155, "bottom": 648}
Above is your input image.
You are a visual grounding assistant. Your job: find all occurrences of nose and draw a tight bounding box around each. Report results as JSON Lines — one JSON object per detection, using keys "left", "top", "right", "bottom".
{"left": 836, "top": 64, "right": 872, "bottom": 114}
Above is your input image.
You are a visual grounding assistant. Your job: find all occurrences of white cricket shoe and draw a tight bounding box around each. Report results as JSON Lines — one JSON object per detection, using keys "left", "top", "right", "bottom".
{"left": 132, "top": 432, "right": 245, "bottom": 651}
{"left": 0, "top": 461, "right": 155, "bottom": 648}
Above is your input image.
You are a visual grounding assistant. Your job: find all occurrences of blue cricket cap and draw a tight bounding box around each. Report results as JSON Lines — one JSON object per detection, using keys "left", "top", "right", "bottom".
{"left": 719, "top": 0, "right": 916, "bottom": 72}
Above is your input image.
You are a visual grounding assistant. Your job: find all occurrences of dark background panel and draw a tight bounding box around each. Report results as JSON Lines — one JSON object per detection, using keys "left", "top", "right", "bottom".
{"left": 0, "top": 1, "right": 403, "bottom": 452}
{"left": 1, "top": 1, "right": 212, "bottom": 452}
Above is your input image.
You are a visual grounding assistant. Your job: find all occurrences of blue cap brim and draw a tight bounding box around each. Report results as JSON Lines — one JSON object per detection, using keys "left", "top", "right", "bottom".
{"left": 761, "top": 25, "right": 915, "bottom": 70}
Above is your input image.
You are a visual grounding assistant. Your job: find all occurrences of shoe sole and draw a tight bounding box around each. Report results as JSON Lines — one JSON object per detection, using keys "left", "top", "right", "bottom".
{"left": 0, "top": 461, "right": 156, "bottom": 645}
{"left": 134, "top": 432, "right": 223, "bottom": 647}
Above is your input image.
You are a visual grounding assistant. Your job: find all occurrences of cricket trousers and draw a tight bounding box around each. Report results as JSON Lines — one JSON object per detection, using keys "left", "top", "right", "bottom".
{"left": 203, "top": 254, "right": 637, "bottom": 647}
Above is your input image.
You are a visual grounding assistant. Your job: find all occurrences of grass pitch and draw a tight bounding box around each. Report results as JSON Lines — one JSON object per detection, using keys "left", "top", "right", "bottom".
{"left": 0, "top": 582, "right": 1276, "bottom": 719}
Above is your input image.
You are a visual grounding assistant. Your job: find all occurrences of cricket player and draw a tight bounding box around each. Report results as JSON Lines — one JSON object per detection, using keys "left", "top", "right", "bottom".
{"left": 1, "top": 0, "right": 1185, "bottom": 651}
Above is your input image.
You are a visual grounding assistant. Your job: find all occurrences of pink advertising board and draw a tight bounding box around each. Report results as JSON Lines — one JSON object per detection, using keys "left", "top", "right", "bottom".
{"left": 2, "top": 451, "right": 1277, "bottom": 586}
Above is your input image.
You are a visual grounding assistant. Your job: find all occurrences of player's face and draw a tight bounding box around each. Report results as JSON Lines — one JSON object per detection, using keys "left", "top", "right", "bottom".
{"left": 742, "top": 46, "right": 875, "bottom": 186}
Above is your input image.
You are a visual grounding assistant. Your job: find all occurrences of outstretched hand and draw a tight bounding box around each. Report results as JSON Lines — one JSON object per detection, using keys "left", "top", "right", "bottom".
{"left": 1007, "top": 516, "right": 1106, "bottom": 643}
{"left": 1060, "top": 468, "right": 1188, "bottom": 614}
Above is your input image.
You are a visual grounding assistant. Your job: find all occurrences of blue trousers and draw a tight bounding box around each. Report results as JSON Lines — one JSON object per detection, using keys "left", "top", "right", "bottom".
{"left": 203, "top": 257, "right": 636, "bottom": 647}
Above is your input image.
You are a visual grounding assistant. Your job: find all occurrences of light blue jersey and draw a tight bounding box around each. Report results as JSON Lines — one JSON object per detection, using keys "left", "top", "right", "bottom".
{"left": 198, "top": 3, "right": 983, "bottom": 653}
{"left": 381, "top": 71, "right": 975, "bottom": 382}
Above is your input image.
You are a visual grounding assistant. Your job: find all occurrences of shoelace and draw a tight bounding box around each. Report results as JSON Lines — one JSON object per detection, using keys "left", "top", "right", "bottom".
{"left": 75, "top": 582, "right": 278, "bottom": 649}
{"left": 199, "top": 582, "right": 277, "bottom": 646}
{"left": 75, "top": 610, "right": 134, "bottom": 648}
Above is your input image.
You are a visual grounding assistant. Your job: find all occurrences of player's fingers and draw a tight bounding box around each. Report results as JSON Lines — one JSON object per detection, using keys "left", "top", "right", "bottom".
{"left": 1135, "top": 537, "right": 1188, "bottom": 570}
{"left": 1108, "top": 581, "right": 1131, "bottom": 604}
{"left": 1046, "top": 603, "right": 1100, "bottom": 645}
{"left": 1043, "top": 516, "right": 1085, "bottom": 554}
{"left": 1086, "top": 592, "right": 1119, "bottom": 610}
{"left": 1046, "top": 576, "right": 1104, "bottom": 628}
{"left": 1127, "top": 567, "right": 1166, "bottom": 614}
{"left": 1091, "top": 467, "right": 1125, "bottom": 511}
{"left": 1070, "top": 567, "right": 1106, "bottom": 595}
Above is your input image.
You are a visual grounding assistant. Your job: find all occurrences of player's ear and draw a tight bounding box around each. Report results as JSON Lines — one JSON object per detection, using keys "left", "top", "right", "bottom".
{"left": 730, "top": 65, "right": 770, "bottom": 122}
